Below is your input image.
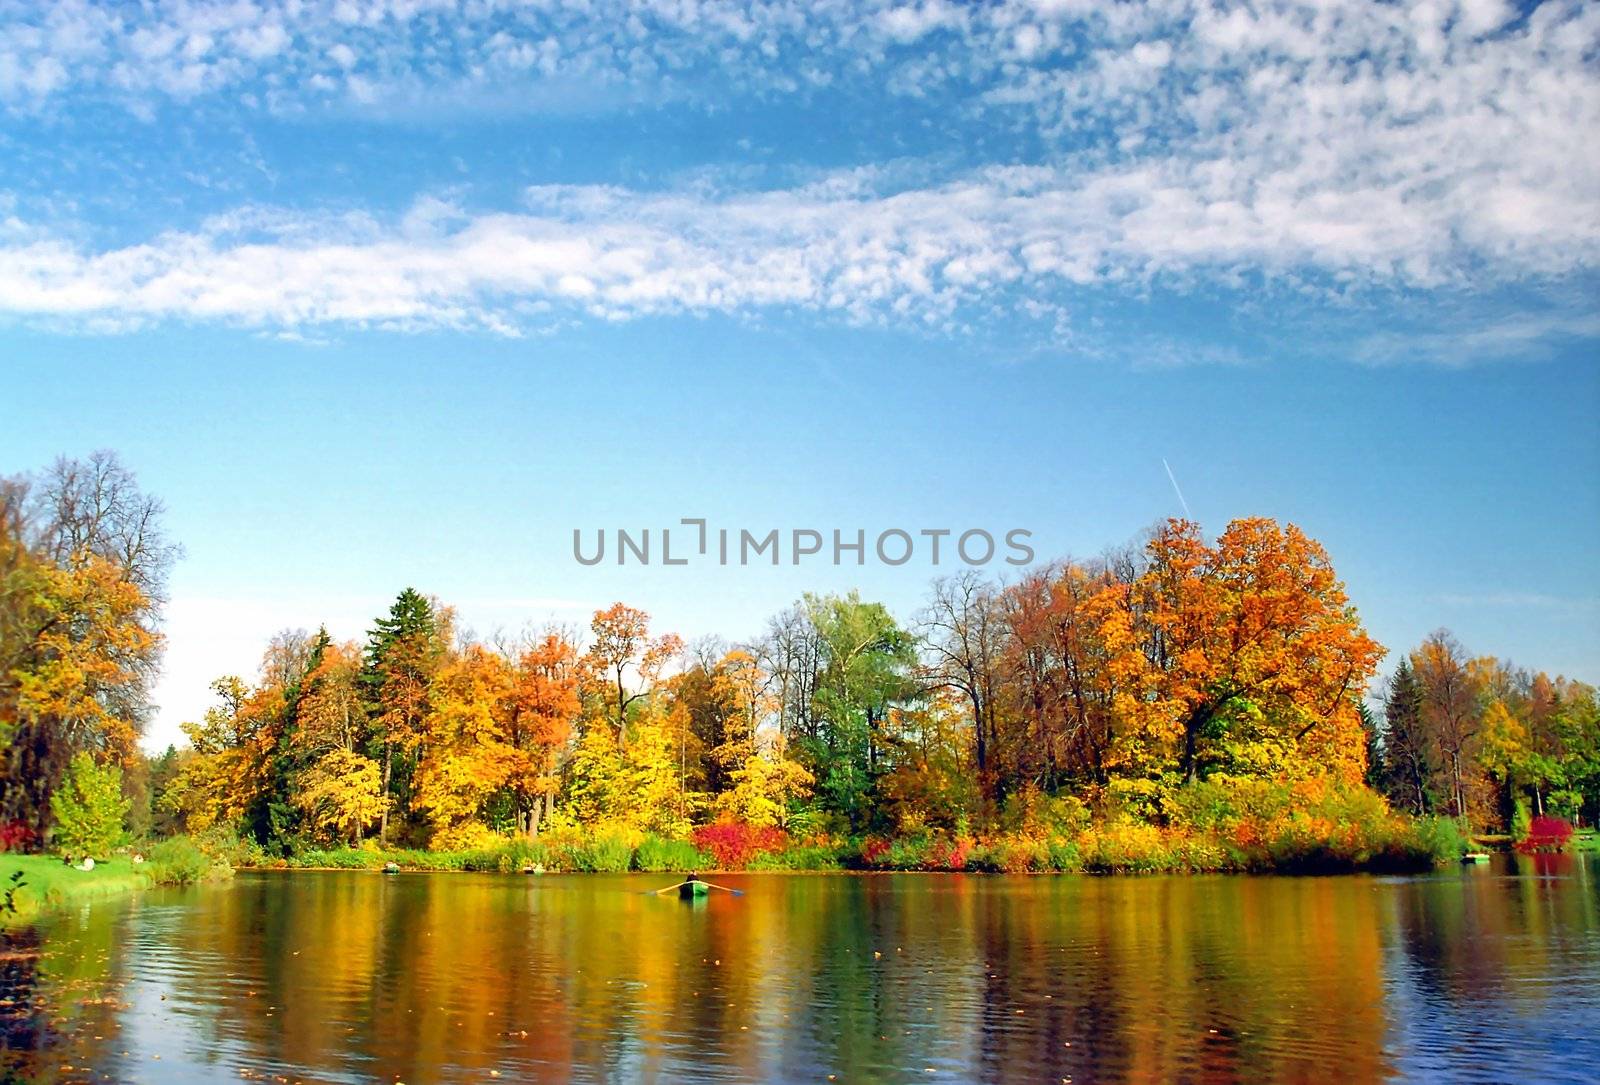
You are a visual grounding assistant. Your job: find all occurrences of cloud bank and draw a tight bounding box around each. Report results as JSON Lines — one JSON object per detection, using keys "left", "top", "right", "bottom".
{"left": 0, "top": 0, "right": 1595, "bottom": 344}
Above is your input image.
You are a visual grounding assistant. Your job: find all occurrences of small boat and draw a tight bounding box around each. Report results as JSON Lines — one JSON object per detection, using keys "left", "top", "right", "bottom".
{"left": 382, "top": 862, "right": 401, "bottom": 875}
{"left": 679, "top": 881, "right": 710, "bottom": 899}
{"left": 1461, "top": 852, "right": 1491, "bottom": 864}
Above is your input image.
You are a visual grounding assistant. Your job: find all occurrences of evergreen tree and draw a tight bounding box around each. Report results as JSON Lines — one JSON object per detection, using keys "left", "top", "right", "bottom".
{"left": 1383, "top": 658, "right": 1432, "bottom": 814}
{"left": 1359, "top": 699, "right": 1386, "bottom": 792}
{"left": 363, "top": 589, "right": 438, "bottom": 842}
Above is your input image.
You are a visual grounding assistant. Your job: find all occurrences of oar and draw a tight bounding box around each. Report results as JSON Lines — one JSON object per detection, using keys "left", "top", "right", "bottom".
{"left": 697, "top": 881, "right": 744, "bottom": 897}
{"left": 647, "top": 881, "right": 689, "bottom": 895}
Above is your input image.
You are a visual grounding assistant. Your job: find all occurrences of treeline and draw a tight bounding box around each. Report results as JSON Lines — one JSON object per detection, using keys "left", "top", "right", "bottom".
{"left": 5, "top": 453, "right": 1593, "bottom": 865}
{"left": 1370, "top": 634, "right": 1599, "bottom": 830}
{"left": 156, "top": 515, "right": 1411, "bottom": 852}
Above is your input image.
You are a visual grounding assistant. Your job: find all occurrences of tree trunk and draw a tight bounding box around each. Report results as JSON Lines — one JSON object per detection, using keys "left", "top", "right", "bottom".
{"left": 378, "top": 741, "right": 392, "bottom": 843}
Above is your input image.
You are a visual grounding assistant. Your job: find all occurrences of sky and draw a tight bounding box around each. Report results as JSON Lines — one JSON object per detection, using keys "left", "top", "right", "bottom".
{"left": 0, "top": 0, "right": 1596, "bottom": 750}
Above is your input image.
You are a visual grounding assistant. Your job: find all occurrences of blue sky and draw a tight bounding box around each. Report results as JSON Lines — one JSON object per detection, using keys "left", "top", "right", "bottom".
{"left": 1, "top": 0, "right": 1596, "bottom": 747}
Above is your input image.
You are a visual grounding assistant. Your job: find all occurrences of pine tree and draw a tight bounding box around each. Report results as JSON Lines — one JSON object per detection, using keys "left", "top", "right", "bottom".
{"left": 1359, "top": 699, "right": 1386, "bottom": 792}
{"left": 1383, "top": 658, "right": 1432, "bottom": 814}
{"left": 363, "top": 590, "right": 438, "bottom": 842}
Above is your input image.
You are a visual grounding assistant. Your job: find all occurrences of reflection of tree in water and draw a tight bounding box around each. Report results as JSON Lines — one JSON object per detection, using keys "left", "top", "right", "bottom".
{"left": 0, "top": 926, "right": 48, "bottom": 1082}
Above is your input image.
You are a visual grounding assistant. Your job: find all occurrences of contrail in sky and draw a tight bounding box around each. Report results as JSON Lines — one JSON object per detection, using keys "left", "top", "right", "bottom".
{"left": 1162, "top": 458, "right": 1192, "bottom": 519}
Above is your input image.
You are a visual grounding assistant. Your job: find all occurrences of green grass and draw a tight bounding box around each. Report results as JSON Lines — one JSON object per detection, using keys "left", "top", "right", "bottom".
{"left": 1573, "top": 829, "right": 1599, "bottom": 853}
{"left": 0, "top": 855, "right": 148, "bottom": 922}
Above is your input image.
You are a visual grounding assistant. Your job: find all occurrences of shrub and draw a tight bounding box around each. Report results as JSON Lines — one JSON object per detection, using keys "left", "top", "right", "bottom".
{"left": 50, "top": 754, "right": 130, "bottom": 859}
{"left": 1518, "top": 816, "right": 1574, "bottom": 852}
{"left": 634, "top": 835, "right": 710, "bottom": 872}
{"left": 747, "top": 842, "right": 847, "bottom": 870}
{"left": 1511, "top": 799, "right": 1532, "bottom": 843}
{"left": 0, "top": 822, "right": 36, "bottom": 853}
{"left": 456, "top": 839, "right": 551, "bottom": 873}
{"left": 194, "top": 826, "right": 271, "bottom": 868}
{"left": 1409, "top": 816, "right": 1467, "bottom": 864}
{"left": 431, "top": 822, "right": 502, "bottom": 852}
{"left": 1044, "top": 840, "right": 1082, "bottom": 872}
{"left": 144, "top": 836, "right": 230, "bottom": 886}
{"left": 290, "top": 847, "right": 383, "bottom": 869}
{"left": 549, "top": 829, "right": 636, "bottom": 872}
{"left": 691, "top": 821, "right": 787, "bottom": 869}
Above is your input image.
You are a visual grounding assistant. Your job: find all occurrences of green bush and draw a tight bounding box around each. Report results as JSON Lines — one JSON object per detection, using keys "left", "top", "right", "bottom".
{"left": 290, "top": 847, "right": 383, "bottom": 869}
{"left": 144, "top": 836, "right": 230, "bottom": 886}
{"left": 459, "top": 840, "right": 551, "bottom": 873}
{"left": 552, "top": 831, "right": 634, "bottom": 872}
{"left": 747, "top": 843, "right": 847, "bottom": 870}
{"left": 634, "top": 836, "right": 709, "bottom": 872}
{"left": 1511, "top": 799, "right": 1532, "bottom": 843}
{"left": 194, "top": 826, "right": 271, "bottom": 868}
{"left": 50, "top": 754, "right": 130, "bottom": 860}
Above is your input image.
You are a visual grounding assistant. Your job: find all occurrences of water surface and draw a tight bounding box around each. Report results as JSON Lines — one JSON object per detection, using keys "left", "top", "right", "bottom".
{"left": 2, "top": 855, "right": 1596, "bottom": 1083}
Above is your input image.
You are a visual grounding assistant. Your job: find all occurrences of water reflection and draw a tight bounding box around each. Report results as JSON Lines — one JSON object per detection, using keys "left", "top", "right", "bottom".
{"left": 2, "top": 856, "right": 1596, "bottom": 1083}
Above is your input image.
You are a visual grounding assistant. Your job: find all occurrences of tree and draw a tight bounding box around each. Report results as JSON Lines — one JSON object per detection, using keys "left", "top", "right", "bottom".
{"left": 50, "top": 752, "right": 130, "bottom": 859}
{"left": 918, "top": 571, "right": 1007, "bottom": 808}
{"left": 413, "top": 646, "right": 513, "bottom": 847}
{"left": 1412, "top": 631, "right": 1478, "bottom": 820}
{"left": 294, "top": 750, "right": 387, "bottom": 846}
{"left": 1382, "top": 658, "right": 1431, "bottom": 814}
{"left": 2, "top": 455, "right": 171, "bottom": 833}
{"left": 802, "top": 592, "right": 920, "bottom": 829}
{"left": 164, "top": 677, "right": 280, "bottom": 833}
{"left": 585, "top": 603, "right": 681, "bottom": 749}
{"left": 1117, "top": 519, "right": 1383, "bottom": 786}
{"left": 503, "top": 632, "right": 582, "bottom": 836}
{"left": 363, "top": 589, "right": 444, "bottom": 843}
{"left": 1000, "top": 560, "right": 1131, "bottom": 795}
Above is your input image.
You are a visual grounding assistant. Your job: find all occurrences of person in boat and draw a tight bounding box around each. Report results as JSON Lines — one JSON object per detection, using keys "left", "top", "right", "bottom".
{"left": 685, "top": 872, "right": 700, "bottom": 885}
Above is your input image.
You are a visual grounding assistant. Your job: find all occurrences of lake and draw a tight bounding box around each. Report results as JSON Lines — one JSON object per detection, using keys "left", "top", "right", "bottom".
{"left": 2, "top": 856, "right": 1597, "bottom": 1083}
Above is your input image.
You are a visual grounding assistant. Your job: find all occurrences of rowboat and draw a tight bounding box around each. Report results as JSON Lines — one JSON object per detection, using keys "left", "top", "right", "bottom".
{"left": 679, "top": 881, "right": 710, "bottom": 899}
{"left": 1461, "top": 852, "right": 1491, "bottom": 864}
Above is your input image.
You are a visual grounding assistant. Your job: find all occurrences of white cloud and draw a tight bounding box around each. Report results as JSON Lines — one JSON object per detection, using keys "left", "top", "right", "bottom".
{"left": 0, "top": 138, "right": 1592, "bottom": 339}
{"left": 0, "top": 1, "right": 1593, "bottom": 349}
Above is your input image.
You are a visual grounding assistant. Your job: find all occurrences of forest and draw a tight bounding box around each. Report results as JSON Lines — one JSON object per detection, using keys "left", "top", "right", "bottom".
{"left": 3, "top": 453, "right": 1597, "bottom": 875}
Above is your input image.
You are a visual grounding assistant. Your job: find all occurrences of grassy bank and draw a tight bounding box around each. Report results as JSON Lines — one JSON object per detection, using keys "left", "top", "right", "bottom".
{"left": 0, "top": 856, "right": 149, "bottom": 922}
{"left": 1, "top": 838, "right": 233, "bottom": 923}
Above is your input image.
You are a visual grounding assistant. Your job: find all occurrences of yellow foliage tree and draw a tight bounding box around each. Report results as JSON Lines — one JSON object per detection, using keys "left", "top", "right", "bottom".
{"left": 413, "top": 646, "right": 513, "bottom": 846}
{"left": 294, "top": 749, "right": 387, "bottom": 846}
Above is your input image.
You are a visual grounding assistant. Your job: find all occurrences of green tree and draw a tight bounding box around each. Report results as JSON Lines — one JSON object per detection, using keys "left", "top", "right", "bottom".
{"left": 802, "top": 592, "right": 920, "bottom": 830}
{"left": 363, "top": 589, "right": 442, "bottom": 843}
{"left": 50, "top": 752, "right": 131, "bottom": 858}
{"left": 1382, "top": 658, "right": 1431, "bottom": 815}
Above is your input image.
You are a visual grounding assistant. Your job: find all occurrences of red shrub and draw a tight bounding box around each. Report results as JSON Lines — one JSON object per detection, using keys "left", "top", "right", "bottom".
{"left": 691, "top": 821, "right": 787, "bottom": 868}
{"left": 1518, "top": 816, "right": 1574, "bottom": 852}
{"left": 927, "top": 836, "right": 971, "bottom": 871}
{"left": 0, "top": 822, "right": 36, "bottom": 853}
{"left": 858, "top": 837, "right": 891, "bottom": 866}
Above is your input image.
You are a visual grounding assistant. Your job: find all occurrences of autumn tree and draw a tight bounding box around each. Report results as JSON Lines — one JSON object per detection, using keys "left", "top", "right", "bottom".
{"left": 413, "top": 645, "right": 514, "bottom": 848}
{"left": 1412, "top": 631, "right": 1479, "bottom": 820}
{"left": 918, "top": 571, "right": 1007, "bottom": 808}
{"left": 1118, "top": 519, "right": 1383, "bottom": 787}
{"left": 0, "top": 454, "right": 174, "bottom": 833}
{"left": 164, "top": 676, "right": 280, "bottom": 832}
{"left": 585, "top": 603, "right": 681, "bottom": 749}
{"left": 503, "top": 631, "right": 582, "bottom": 837}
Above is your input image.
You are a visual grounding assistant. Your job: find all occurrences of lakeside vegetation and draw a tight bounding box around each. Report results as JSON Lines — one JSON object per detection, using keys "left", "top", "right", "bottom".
{"left": 2, "top": 452, "right": 1595, "bottom": 888}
